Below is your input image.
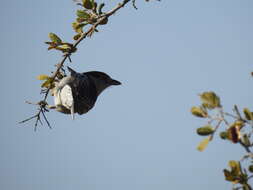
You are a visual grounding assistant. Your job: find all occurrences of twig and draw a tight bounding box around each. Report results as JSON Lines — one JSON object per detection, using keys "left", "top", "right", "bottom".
{"left": 224, "top": 112, "right": 250, "bottom": 125}
{"left": 234, "top": 105, "right": 243, "bottom": 121}
{"left": 210, "top": 119, "right": 222, "bottom": 141}
{"left": 239, "top": 140, "right": 252, "bottom": 153}
{"left": 20, "top": 0, "right": 132, "bottom": 130}
{"left": 132, "top": 0, "right": 138, "bottom": 9}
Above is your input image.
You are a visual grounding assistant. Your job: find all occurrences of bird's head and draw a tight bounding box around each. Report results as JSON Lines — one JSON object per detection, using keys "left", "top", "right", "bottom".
{"left": 85, "top": 71, "right": 121, "bottom": 95}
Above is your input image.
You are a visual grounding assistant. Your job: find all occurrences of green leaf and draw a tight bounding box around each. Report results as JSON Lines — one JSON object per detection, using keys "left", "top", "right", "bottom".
{"left": 37, "top": 74, "right": 50, "bottom": 80}
{"left": 196, "top": 125, "right": 214, "bottom": 136}
{"left": 191, "top": 106, "right": 207, "bottom": 118}
{"left": 76, "top": 10, "right": 90, "bottom": 19}
{"left": 197, "top": 137, "right": 210, "bottom": 152}
{"left": 82, "top": 0, "right": 93, "bottom": 9}
{"left": 48, "top": 33, "right": 62, "bottom": 44}
{"left": 243, "top": 108, "right": 253, "bottom": 120}
{"left": 200, "top": 91, "right": 221, "bottom": 109}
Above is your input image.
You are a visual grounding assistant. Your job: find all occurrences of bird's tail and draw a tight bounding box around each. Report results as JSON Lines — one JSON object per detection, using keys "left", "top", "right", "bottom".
{"left": 70, "top": 105, "right": 75, "bottom": 120}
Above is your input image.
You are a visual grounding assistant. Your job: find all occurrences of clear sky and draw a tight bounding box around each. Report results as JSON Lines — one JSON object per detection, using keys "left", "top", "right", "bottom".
{"left": 0, "top": 0, "right": 253, "bottom": 189}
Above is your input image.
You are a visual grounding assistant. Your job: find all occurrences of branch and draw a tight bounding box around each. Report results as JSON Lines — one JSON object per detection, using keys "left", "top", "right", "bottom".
{"left": 19, "top": 0, "right": 132, "bottom": 130}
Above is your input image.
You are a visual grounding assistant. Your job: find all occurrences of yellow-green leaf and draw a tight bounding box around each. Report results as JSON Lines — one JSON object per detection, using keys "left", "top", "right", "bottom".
{"left": 41, "top": 78, "right": 54, "bottom": 88}
{"left": 243, "top": 108, "right": 253, "bottom": 120}
{"left": 72, "top": 22, "right": 87, "bottom": 33}
{"left": 36, "top": 74, "right": 50, "bottom": 80}
{"left": 223, "top": 169, "right": 239, "bottom": 184}
{"left": 242, "top": 134, "right": 251, "bottom": 146}
{"left": 197, "top": 137, "right": 210, "bottom": 152}
{"left": 76, "top": 10, "right": 90, "bottom": 19}
{"left": 49, "top": 33, "right": 62, "bottom": 44}
{"left": 73, "top": 33, "right": 81, "bottom": 40}
{"left": 196, "top": 125, "right": 214, "bottom": 136}
{"left": 229, "top": 160, "right": 241, "bottom": 176}
{"left": 191, "top": 106, "right": 207, "bottom": 118}
{"left": 200, "top": 91, "right": 221, "bottom": 109}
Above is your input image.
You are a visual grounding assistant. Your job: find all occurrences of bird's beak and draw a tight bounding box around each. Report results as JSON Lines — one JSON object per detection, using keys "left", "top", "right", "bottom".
{"left": 110, "top": 79, "right": 121, "bottom": 85}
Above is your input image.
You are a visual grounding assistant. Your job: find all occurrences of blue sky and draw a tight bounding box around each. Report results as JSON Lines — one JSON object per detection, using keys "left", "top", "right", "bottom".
{"left": 0, "top": 0, "right": 253, "bottom": 189}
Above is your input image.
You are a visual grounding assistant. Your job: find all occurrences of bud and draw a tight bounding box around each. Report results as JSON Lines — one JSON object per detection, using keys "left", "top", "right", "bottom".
{"left": 249, "top": 165, "right": 253, "bottom": 173}
{"left": 219, "top": 131, "right": 228, "bottom": 140}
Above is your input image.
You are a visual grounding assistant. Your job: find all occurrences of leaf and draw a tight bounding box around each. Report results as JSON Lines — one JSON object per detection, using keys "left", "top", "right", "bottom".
{"left": 98, "top": 3, "right": 105, "bottom": 14}
{"left": 76, "top": 10, "right": 90, "bottom": 19}
{"left": 242, "top": 134, "right": 251, "bottom": 146}
{"left": 243, "top": 108, "right": 253, "bottom": 120}
{"left": 196, "top": 125, "right": 214, "bottom": 136}
{"left": 82, "top": 0, "right": 93, "bottom": 9}
{"left": 200, "top": 91, "right": 221, "bottom": 109}
{"left": 49, "top": 33, "right": 62, "bottom": 44}
{"left": 73, "top": 33, "right": 82, "bottom": 40}
{"left": 76, "top": 17, "right": 86, "bottom": 23}
{"left": 54, "top": 44, "right": 77, "bottom": 53}
{"left": 197, "top": 137, "right": 210, "bottom": 152}
{"left": 41, "top": 78, "right": 54, "bottom": 88}
{"left": 72, "top": 22, "right": 87, "bottom": 33}
{"left": 223, "top": 160, "right": 243, "bottom": 184}
{"left": 229, "top": 160, "right": 241, "bottom": 176}
{"left": 191, "top": 106, "right": 207, "bottom": 118}
{"left": 223, "top": 169, "right": 239, "bottom": 184}
{"left": 36, "top": 74, "right": 50, "bottom": 80}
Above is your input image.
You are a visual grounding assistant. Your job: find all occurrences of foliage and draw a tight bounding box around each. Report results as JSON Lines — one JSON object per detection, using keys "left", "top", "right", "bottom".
{"left": 191, "top": 91, "right": 253, "bottom": 189}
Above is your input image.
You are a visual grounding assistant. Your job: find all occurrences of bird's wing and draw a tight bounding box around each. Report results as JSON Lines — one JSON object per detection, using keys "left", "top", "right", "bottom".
{"left": 71, "top": 75, "right": 97, "bottom": 115}
{"left": 60, "top": 84, "right": 75, "bottom": 119}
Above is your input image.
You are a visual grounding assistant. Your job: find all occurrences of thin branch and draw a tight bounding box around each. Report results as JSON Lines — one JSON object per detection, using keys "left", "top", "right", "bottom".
{"left": 210, "top": 119, "right": 222, "bottom": 141}
{"left": 20, "top": 0, "right": 132, "bottom": 130}
{"left": 239, "top": 140, "right": 252, "bottom": 153}
{"left": 224, "top": 112, "right": 250, "bottom": 125}
{"left": 132, "top": 0, "right": 138, "bottom": 9}
{"left": 234, "top": 105, "right": 243, "bottom": 121}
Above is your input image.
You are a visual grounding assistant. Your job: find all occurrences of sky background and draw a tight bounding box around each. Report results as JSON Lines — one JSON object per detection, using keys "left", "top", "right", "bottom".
{"left": 0, "top": 0, "right": 253, "bottom": 189}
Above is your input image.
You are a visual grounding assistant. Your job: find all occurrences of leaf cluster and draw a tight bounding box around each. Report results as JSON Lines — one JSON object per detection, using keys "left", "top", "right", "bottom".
{"left": 191, "top": 91, "right": 253, "bottom": 189}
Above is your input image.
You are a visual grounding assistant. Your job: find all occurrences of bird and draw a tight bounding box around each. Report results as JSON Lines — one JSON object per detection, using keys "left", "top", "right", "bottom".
{"left": 51, "top": 67, "right": 121, "bottom": 119}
